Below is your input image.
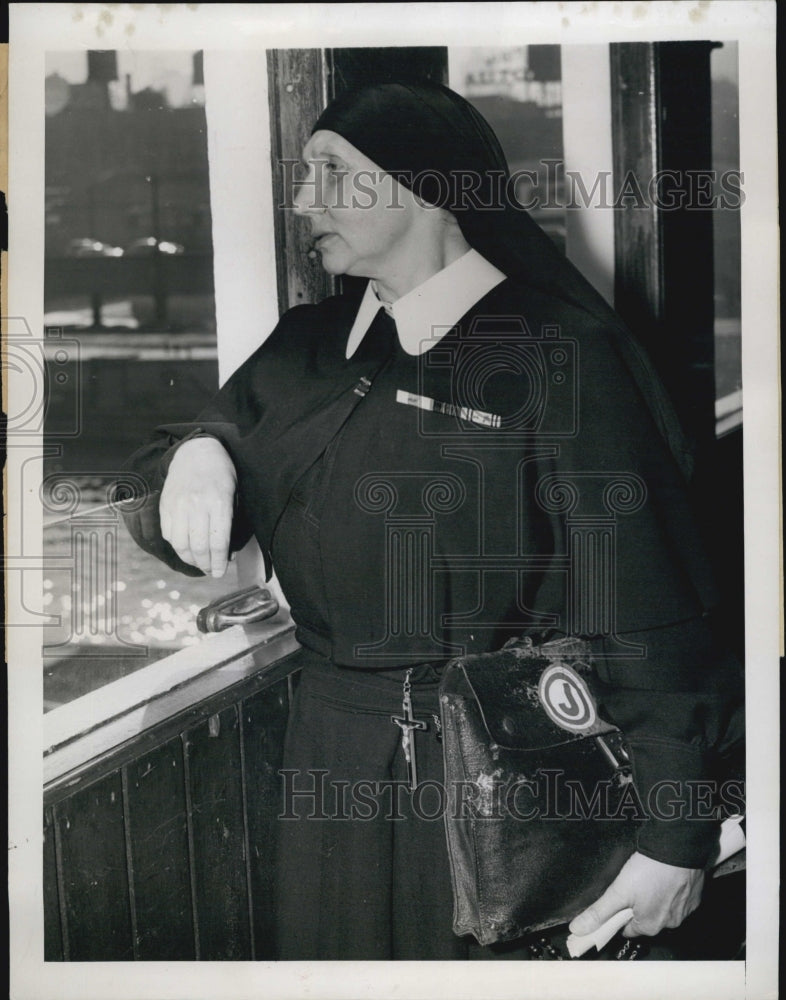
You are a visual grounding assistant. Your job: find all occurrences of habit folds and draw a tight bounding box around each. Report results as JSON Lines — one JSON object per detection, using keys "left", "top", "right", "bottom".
{"left": 125, "top": 276, "right": 717, "bottom": 662}
{"left": 124, "top": 274, "right": 738, "bottom": 867}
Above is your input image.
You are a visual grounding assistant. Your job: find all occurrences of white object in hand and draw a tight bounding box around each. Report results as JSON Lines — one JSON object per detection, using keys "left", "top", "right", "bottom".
{"left": 565, "top": 815, "right": 745, "bottom": 958}
{"left": 566, "top": 907, "right": 633, "bottom": 957}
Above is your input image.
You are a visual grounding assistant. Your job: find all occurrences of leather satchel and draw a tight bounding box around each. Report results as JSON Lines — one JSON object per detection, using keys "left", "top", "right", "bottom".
{"left": 439, "top": 635, "right": 640, "bottom": 946}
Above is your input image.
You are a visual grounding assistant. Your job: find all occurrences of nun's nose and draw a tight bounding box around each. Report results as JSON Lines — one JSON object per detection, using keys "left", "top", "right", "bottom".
{"left": 293, "top": 169, "right": 327, "bottom": 215}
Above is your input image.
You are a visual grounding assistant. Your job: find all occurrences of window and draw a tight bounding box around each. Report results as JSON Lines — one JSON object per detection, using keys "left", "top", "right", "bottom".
{"left": 711, "top": 42, "right": 742, "bottom": 435}
{"left": 43, "top": 50, "right": 227, "bottom": 708}
{"left": 448, "top": 46, "right": 565, "bottom": 253}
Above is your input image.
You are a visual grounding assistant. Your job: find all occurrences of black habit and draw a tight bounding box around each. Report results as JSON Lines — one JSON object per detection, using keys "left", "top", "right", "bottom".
{"left": 124, "top": 276, "right": 740, "bottom": 877}
{"left": 122, "top": 79, "right": 743, "bottom": 960}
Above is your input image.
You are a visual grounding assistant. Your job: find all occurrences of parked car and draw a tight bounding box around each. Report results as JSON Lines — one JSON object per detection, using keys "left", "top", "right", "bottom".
{"left": 125, "top": 237, "right": 185, "bottom": 256}
{"left": 65, "top": 237, "right": 124, "bottom": 258}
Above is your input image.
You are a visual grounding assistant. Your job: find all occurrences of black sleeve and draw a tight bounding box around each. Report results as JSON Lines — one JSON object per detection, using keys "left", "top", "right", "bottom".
{"left": 120, "top": 296, "right": 360, "bottom": 579}
{"left": 118, "top": 327, "right": 285, "bottom": 576}
{"left": 593, "top": 616, "right": 744, "bottom": 869}
{"left": 528, "top": 311, "right": 743, "bottom": 869}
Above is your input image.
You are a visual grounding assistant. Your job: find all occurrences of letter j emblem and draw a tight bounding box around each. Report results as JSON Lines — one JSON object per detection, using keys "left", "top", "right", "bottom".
{"left": 538, "top": 663, "right": 597, "bottom": 732}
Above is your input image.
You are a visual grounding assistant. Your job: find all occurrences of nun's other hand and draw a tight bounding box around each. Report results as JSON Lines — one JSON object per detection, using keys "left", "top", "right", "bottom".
{"left": 568, "top": 852, "right": 704, "bottom": 939}
{"left": 159, "top": 437, "right": 237, "bottom": 578}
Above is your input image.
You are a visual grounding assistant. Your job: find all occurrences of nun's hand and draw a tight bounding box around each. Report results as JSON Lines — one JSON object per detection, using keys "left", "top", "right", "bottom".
{"left": 568, "top": 852, "right": 704, "bottom": 940}
{"left": 159, "top": 436, "right": 237, "bottom": 578}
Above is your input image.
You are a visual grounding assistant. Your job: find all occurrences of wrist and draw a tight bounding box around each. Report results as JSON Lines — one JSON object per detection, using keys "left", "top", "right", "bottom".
{"left": 169, "top": 435, "right": 235, "bottom": 477}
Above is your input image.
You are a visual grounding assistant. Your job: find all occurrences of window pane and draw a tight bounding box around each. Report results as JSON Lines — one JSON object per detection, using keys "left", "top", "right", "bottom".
{"left": 43, "top": 482, "right": 242, "bottom": 711}
{"left": 44, "top": 51, "right": 223, "bottom": 708}
{"left": 710, "top": 43, "right": 742, "bottom": 426}
{"left": 448, "top": 45, "right": 565, "bottom": 253}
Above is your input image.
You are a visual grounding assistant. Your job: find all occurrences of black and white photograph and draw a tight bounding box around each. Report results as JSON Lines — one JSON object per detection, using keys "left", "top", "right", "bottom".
{"left": 6, "top": 4, "right": 779, "bottom": 999}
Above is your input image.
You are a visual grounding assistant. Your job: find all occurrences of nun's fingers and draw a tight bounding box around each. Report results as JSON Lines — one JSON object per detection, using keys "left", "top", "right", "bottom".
{"left": 183, "top": 506, "right": 214, "bottom": 575}
{"left": 185, "top": 503, "right": 231, "bottom": 577}
{"left": 160, "top": 487, "right": 193, "bottom": 568}
{"left": 160, "top": 490, "right": 233, "bottom": 576}
{"left": 207, "top": 503, "right": 233, "bottom": 578}
{"left": 165, "top": 500, "right": 209, "bottom": 573}
{"left": 570, "top": 853, "right": 704, "bottom": 942}
{"left": 159, "top": 437, "right": 237, "bottom": 574}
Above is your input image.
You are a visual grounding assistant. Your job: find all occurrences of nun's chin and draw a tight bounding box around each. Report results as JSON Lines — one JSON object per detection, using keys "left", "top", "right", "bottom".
{"left": 317, "top": 254, "right": 347, "bottom": 276}
{"left": 313, "top": 241, "right": 349, "bottom": 275}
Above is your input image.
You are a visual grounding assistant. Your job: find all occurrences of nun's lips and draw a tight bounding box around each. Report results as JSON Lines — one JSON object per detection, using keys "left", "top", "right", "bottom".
{"left": 312, "top": 232, "right": 338, "bottom": 249}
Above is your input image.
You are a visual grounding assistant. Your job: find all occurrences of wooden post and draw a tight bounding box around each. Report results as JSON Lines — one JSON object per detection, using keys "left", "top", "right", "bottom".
{"left": 267, "top": 49, "right": 333, "bottom": 315}
{"left": 610, "top": 41, "right": 717, "bottom": 458}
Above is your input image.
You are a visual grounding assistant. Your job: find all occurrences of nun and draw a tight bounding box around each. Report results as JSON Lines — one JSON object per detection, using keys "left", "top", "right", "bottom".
{"left": 124, "top": 81, "right": 742, "bottom": 960}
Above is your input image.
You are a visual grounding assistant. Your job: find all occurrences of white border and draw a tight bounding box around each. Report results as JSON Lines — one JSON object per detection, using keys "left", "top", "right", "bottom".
{"left": 8, "top": 4, "right": 779, "bottom": 999}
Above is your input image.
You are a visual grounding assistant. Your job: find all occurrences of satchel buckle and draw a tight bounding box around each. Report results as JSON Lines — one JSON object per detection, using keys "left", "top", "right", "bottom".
{"left": 595, "top": 732, "right": 631, "bottom": 772}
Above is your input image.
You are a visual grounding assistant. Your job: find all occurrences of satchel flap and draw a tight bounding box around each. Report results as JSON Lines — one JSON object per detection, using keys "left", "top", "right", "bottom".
{"left": 442, "top": 637, "right": 617, "bottom": 750}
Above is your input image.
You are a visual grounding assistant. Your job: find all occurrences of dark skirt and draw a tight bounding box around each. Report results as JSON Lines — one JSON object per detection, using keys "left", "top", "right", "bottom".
{"left": 272, "top": 645, "right": 532, "bottom": 961}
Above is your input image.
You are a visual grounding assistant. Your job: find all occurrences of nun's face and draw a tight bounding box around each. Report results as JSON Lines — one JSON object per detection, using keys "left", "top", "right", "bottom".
{"left": 294, "top": 130, "right": 424, "bottom": 286}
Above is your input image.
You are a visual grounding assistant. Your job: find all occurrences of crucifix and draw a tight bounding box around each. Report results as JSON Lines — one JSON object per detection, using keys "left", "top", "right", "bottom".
{"left": 391, "top": 668, "right": 429, "bottom": 790}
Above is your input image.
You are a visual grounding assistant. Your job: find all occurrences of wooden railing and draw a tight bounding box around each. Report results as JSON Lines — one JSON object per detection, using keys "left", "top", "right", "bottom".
{"left": 42, "top": 604, "right": 746, "bottom": 962}
{"left": 43, "top": 614, "right": 300, "bottom": 961}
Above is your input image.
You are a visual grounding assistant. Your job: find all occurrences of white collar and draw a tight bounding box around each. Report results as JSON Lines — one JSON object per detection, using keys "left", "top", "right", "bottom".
{"left": 345, "top": 248, "right": 507, "bottom": 359}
